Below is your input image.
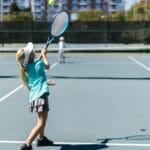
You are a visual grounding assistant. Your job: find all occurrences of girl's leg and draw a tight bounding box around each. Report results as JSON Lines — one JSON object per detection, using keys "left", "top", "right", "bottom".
{"left": 25, "top": 111, "right": 48, "bottom": 145}
{"left": 37, "top": 112, "right": 48, "bottom": 139}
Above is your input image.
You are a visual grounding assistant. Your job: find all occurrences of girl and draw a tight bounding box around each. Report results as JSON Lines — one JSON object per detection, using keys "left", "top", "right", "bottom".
{"left": 16, "top": 42, "right": 53, "bottom": 150}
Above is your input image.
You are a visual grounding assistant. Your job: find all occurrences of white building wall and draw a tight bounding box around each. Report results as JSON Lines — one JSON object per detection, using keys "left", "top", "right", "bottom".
{"left": 0, "top": 0, "right": 124, "bottom": 21}
{"left": 1, "top": 0, "right": 47, "bottom": 21}
{"left": 31, "top": 0, "right": 47, "bottom": 21}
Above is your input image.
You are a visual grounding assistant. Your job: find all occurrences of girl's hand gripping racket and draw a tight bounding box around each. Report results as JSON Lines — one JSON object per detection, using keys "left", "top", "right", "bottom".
{"left": 44, "top": 11, "right": 69, "bottom": 49}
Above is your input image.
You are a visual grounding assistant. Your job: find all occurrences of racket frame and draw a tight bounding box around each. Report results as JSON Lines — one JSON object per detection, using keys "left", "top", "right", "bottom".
{"left": 45, "top": 11, "right": 69, "bottom": 49}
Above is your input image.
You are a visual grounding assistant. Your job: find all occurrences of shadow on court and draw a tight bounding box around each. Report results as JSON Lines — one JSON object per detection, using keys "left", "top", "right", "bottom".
{"left": 97, "top": 134, "right": 150, "bottom": 142}
{"left": 49, "top": 75, "right": 150, "bottom": 80}
{"left": 49, "top": 134, "right": 150, "bottom": 150}
{"left": 0, "top": 75, "right": 18, "bottom": 78}
{"left": 54, "top": 143, "right": 108, "bottom": 150}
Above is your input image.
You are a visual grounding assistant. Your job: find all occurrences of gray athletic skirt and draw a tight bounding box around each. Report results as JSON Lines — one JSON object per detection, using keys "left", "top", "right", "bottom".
{"left": 29, "top": 93, "right": 49, "bottom": 113}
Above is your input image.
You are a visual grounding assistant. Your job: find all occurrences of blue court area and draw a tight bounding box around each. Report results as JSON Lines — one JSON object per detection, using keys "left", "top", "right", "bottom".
{"left": 1, "top": 53, "right": 150, "bottom": 150}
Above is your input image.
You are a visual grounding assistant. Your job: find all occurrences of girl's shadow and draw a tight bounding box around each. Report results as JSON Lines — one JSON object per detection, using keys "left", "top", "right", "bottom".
{"left": 55, "top": 143, "right": 108, "bottom": 150}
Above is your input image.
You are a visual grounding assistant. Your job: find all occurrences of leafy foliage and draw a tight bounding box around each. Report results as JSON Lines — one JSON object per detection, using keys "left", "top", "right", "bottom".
{"left": 4, "top": 0, "right": 32, "bottom": 22}
{"left": 78, "top": 10, "right": 103, "bottom": 21}
{"left": 126, "top": 0, "right": 150, "bottom": 21}
{"left": 4, "top": 12, "right": 33, "bottom": 22}
{"left": 10, "top": 0, "right": 20, "bottom": 12}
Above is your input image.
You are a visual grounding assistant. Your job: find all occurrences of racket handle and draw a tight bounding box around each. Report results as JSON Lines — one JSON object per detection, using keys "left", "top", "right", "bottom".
{"left": 45, "top": 42, "right": 49, "bottom": 49}
{"left": 39, "top": 37, "right": 55, "bottom": 59}
{"left": 44, "top": 37, "right": 55, "bottom": 49}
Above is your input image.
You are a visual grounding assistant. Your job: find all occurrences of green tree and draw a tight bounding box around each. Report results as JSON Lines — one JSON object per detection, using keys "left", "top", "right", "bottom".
{"left": 126, "top": 0, "right": 150, "bottom": 21}
{"left": 78, "top": 10, "right": 126, "bottom": 22}
{"left": 78, "top": 10, "right": 103, "bottom": 22}
{"left": 4, "top": 0, "right": 32, "bottom": 22}
{"left": 4, "top": 12, "right": 33, "bottom": 22}
{"left": 108, "top": 12, "right": 125, "bottom": 22}
{"left": 10, "top": 0, "right": 20, "bottom": 12}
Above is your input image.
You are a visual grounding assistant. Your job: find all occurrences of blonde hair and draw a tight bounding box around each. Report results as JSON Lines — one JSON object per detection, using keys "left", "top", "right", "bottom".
{"left": 16, "top": 48, "right": 29, "bottom": 89}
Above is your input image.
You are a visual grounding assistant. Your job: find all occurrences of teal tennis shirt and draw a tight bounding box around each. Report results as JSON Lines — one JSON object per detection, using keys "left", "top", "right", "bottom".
{"left": 26, "top": 59, "right": 49, "bottom": 102}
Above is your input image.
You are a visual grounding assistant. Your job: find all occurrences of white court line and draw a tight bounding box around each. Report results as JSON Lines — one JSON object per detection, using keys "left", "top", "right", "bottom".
{"left": 129, "top": 56, "right": 150, "bottom": 71}
{"left": 1, "top": 140, "right": 150, "bottom": 147}
{"left": 0, "top": 85, "right": 23, "bottom": 103}
{"left": 0, "top": 62, "right": 58, "bottom": 103}
{"left": 106, "top": 143, "right": 150, "bottom": 147}
{"left": 64, "top": 60, "right": 133, "bottom": 65}
{"left": 51, "top": 62, "right": 58, "bottom": 68}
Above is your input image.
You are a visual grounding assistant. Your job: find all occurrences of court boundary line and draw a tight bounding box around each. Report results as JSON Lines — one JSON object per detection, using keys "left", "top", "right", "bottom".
{"left": 0, "top": 62, "right": 58, "bottom": 103}
{"left": 0, "top": 85, "right": 23, "bottom": 103}
{"left": 0, "top": 140, "right": 150, "bottom": 147}
{"left": 129, "top": 56, "right": 150, "bottom": 71}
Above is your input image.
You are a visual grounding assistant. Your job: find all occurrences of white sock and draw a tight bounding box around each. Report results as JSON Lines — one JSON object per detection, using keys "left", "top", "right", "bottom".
{"left": 26, "top": 143, "right": 31, "bottom": 147}
{"left": 38, "top": 137, "right": 44, "bottom": 140}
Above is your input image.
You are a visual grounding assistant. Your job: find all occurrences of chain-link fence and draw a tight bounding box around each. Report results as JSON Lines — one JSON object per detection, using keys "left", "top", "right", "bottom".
{"left": 0, "top": 21, "right": 150, "bottom": 45}
{"left": 0, "top": 0, "right": 150, "bottom": 45}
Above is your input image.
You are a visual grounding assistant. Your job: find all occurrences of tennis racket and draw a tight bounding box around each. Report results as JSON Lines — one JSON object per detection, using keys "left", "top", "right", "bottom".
{"left": 44, "top": 11, "right": 69, "bottom": 49}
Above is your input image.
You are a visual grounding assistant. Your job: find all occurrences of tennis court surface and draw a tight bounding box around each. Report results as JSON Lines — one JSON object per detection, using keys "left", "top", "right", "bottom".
{"left": 1, "top": 52, "right": 150, "bottom": 150}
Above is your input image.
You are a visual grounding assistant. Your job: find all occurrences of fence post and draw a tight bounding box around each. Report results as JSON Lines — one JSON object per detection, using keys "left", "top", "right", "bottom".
{"left": 0, "top": 21, "right": 4, "bottom": 46}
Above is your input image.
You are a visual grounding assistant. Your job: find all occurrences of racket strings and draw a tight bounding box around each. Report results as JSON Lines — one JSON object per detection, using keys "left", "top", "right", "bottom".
{"left": 51, "top": 12, "right": 69, "bottom": 36}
